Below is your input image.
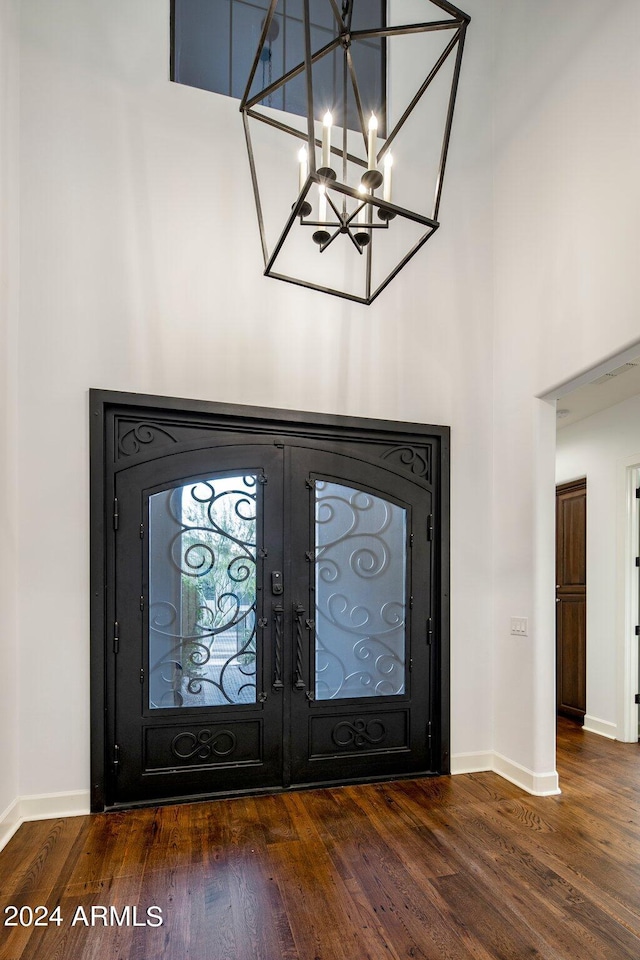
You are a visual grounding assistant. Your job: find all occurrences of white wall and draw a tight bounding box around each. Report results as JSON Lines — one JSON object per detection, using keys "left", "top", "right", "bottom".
{"left": 11, "top": 0, "right": 640, "bottom": 816}
{"left": 493, "top": 0, "right": 640, "bottom": 781}
{"left": 556, "top": 395, "right": 640, "bottom": 736}
{"left": 15, "top": 0, "right": 496, "bottom": 801}
{"left": 0, "top": 0, "right": 20, "bottom": 834}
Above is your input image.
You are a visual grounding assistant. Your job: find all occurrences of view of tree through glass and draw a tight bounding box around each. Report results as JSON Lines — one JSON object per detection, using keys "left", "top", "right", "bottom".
{"left": 148, "top": 474, "right": 259, "bottom": 708}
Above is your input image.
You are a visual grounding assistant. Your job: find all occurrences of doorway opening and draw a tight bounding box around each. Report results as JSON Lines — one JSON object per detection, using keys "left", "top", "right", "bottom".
{"left": 541, "top": 338, "right": 640, "bottom": 746}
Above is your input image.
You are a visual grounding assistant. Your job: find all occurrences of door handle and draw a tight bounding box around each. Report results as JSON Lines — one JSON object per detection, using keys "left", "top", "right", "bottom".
{"left": 292, "top": 604, "right": 315, "bottom": 700}
{"left": 293, "top": 603, "right": 306, "bottom": 690}
{"left": 272, "top": 603, "right": 284, "bottom": 691}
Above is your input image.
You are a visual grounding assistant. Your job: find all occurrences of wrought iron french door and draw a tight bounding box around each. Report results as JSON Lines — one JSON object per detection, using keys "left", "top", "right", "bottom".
{"left": 287, "top": 446, "right": 434, "bottom": 786}
{"left": 92, "top": 393, "right": 448, "bottom": 810}
{"left": 112, "top": 444, "right": 285, "bottom": 804}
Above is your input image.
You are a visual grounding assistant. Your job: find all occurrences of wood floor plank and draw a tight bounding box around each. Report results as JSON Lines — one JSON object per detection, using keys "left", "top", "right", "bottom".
{"left": 2, "top": 719, "right": 640, "bottom": 959}
{"left": 0, "top": 819, "right": 88, "bottom": 899}
{"left": 415, "top": 792, "right": 639, "bottom": 959}
{"left": 305, "top": 787, "right": 493, "bottom": 960}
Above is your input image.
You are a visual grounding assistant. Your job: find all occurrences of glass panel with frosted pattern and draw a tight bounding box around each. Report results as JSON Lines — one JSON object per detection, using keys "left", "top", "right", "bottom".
{"left": 314, "top": 480, "right": 406, "bottom": 700}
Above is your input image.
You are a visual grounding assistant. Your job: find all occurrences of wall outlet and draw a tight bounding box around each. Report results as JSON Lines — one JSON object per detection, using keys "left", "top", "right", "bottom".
{"left": 510, "top": 617, "right": 528, "bottom": 636}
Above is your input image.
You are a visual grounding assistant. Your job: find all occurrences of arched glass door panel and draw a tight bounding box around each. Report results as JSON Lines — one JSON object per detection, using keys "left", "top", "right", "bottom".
{"left": 148, "top": 474, "right": 259, "bottom": 709}
{"left": 314, "top": 480, "right": 407, "bottom": 701}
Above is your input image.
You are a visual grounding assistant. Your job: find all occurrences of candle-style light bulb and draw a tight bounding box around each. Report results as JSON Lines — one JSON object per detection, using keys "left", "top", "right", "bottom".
{"left": 298, "top": 146, "right": 308, "bottom": 193}
{"left": 383, "top": 152, "right": 393, "bottom": 203}
{"left": 367, "top": 113, "right": 378, "bottom": 171}
{"left": 322, "top": 111, "right": 333, "bottom": 170}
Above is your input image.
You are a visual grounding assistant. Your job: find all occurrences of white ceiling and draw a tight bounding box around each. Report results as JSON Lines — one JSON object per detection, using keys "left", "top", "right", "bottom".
{"left": 556, "top": 359, "right": 640, "bottom": 429}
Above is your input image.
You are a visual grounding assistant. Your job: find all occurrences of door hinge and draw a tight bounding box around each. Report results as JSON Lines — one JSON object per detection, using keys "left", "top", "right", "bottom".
{"left": 113, "top": 744, "right": 120, "bottom": 772}
{"left": 113, "top": 621, "right": 119, "bottom": 654}
{"left": 635, "top": 694, "right": 640, "bottom": 705}
{"left": 427, "top": 721, "right": 433, "bottom": 749}
{"left": 113, "top": 497, "right": 119, "bottom": 530}
{"left": 409, "top": 658, "right": 413, "bottom": 672}
{"left": 427, "top": 618, "right": 433, "bottom": 645}
{"left": 139, "top": 523, "right": 144, "bottom": 539}
{"left": 427, "top": 515, "right": 434, "bottom": 541}
{"left": 140, "top": 668, "right": 145, "bottom": 684}
{"left": 409, "top": 595, "right": 414, "bottom": 609}
{"left": 636, "top": 487, "right": 640, "bottom": 499}
{"left": 636, "top": 557, "right": 640, "bottom": 567}
{"left": 409, "top": 533, "right": 414, "bottom": 548}
{"left": 635, "top": 626, "right": 640, "bottom": 636}
{"left": 140, "top": 596, "right": 145, "bottom": 612}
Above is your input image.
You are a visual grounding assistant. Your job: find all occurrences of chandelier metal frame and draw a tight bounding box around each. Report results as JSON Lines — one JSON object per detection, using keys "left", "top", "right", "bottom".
{"left": 240, "top": 0, "right": 470, "bottom": 305}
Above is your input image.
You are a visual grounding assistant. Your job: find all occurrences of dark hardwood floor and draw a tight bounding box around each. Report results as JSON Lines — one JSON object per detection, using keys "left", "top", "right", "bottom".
{"left": 2, "top": 719, "right": 640, "bottom": 959}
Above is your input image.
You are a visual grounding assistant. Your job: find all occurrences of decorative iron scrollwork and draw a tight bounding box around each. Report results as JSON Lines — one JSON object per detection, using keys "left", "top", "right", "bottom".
{"left": 149, "top": 474, "right": 260, "bottom": 709}
{"left": 171, "top": 728, "right": 237, "bottom": 760}
{"left": 118, "top": 421, "right": 178, "bottom": 457}
{"left": 380, "top": 445, "right": 431, "bottom": 481}
{"left": 332, "top": 718, "right": 386, "bottom": 748}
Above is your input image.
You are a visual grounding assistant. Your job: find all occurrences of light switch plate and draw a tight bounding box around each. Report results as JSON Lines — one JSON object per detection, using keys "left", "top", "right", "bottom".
{"left": 510, "top": 617, "right": 528, "bottom": 636}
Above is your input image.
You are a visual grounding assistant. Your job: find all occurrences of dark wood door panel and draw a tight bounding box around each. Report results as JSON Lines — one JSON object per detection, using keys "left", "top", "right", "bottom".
{"left": 558, "top": 497, "right": 586, "bottom": 588}
{"left": 556, "top": 479, "right": 586, "bottom": 722}
{"left": 556, "top": 595, "right": 586, "bottom": 718}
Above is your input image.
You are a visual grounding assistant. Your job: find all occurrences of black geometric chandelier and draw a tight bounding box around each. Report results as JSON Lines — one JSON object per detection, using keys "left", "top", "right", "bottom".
{"left": 240, "top": 0, "right": 470, "bottom": 305}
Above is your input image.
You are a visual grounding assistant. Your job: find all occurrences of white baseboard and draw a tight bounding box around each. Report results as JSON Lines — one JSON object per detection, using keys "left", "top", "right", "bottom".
{"left": 0, "top": 791, "right": 91, "bottom": 853}
{"left": 0, "top": 797, "right": 22, "bottom": 853}
{"left": 451, "top": 751, "right": 561, "bottom": 796}
{"left": 583, "top": 715, "right": 617, "bottom": 740}
{"left": 450, "top": 751, "right": 493, "bottom": 774}
{"left": 492, "top": 751, "right": 560, "bottom": 796}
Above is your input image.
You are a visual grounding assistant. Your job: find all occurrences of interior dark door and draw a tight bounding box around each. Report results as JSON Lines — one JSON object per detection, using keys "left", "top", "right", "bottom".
{"left": 288, "top": 446, "right": 435, "bottom": 785}
{"left": 556, "top": 479, "right": 587, "bottom": 722}
{"left": 113, "top": 444, "right": 285, "bottom": 804}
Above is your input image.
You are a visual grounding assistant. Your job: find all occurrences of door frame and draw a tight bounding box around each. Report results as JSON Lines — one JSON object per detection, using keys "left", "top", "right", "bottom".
{"left": 617, "top": 457, "right": 640, "bottom": 741}
{"left": 90, "top": 389, "right": 450, "bottom": 812}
